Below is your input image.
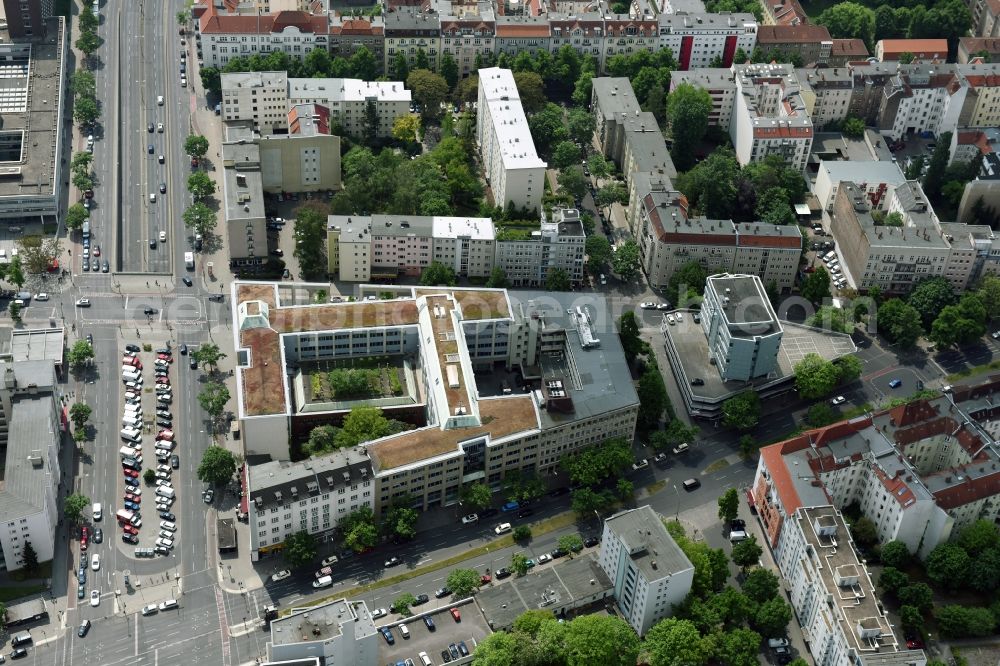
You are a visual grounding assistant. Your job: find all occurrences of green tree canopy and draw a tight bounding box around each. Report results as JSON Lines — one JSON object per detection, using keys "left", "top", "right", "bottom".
{"left": 561, "top": 438, "right": 634, "bottom": 487}
{"left": 283, "top": 530, "right": 317, "bottom": 568}
{"left": 637, "top": 365, "right": 670, "bottom": 430}
{"left": 384, "top": 500, "right": 419, "bottom": 542}
{"left": 335, "top": 406, "right": 399, "bottom": 449}
{"left": 742, "top": 567, "right": 780, "bottom": 604}
{"left": 801, "top": 267, "right": 832, "bottom": 304}
{"left": 184, "top": 134, "right": 210, "bottom": 158}
{"left": 420, "top": 261, "right": 458, "bottom": 286}
{"left": 407, "top": 69, "right": 449, "bottom": 119}
{"left": 65, "top": 204, "right": 89, "bottom": 231}
{"left": 876, "top": 298, "right": 923, "bottom": 349}
{"left": 69, "top": 402, "right": 92, "bottom": 430}
{"left": 446, "top": 568, "right": 481, "bottom": 597}
{"left": 197, "top": 445, "right": 238, "bottom": 486}
{"left": 197, "top": 382, "right": 230, "bottom": 418}
{"left": 545, "top": 267, "right": 571, "bottom": 291}
{"left": 342, "top": 507, "right": 379, "bottom": 552}
{"left": 512, "top": 71, "right": 546, "bottom": 114}
{"left": 561, "top": 614, "right": 640, "bottom": 666}
{"left": 64, "top": 493, "right": 90, "bottom": 524}
{"left": 908, "top": 276, "right": 956, "bottom": 329}
{"left": 68, "top": 340, "right": 95, "bottom": 372}
{"left": 182, "top": 202, "right": 217, "bottom": 236}
{"left": 817, "top": 1, "right": 876, "bottom": 49}
{"left": 643, "top": 617, "right": 710, "bottom": 666}
{"left": 936, "top": 604, "right": 997, "bottom": 638}
{"left": 879, "top": 540, "right": 911, "bottom": 569}
{"left": 794, "top": 353, "right": 842, "bottom": 400}
{"left": 666, "top": 83, "right": 713, "bottom": 171}
{"left": 731, "top": 535, "right": 763, "bottom": 570}
{"left": 392, "top": 593, "right": 418, "bottom": 616}
{"left": 925, "top": 543, "right": 970, "bottom": 590}
{"left": 293, "top": 205, "right": 328, "bottom": 280}
{"left": 722, "top": 392, "right": 759, "bottom": 431}
{"left": 187, "top": 171, "right": 217, "bottom": 200}
{"left": 612, "top": 239, "right": 641, "bottom": 281}
{"left": 717, "top": 488, "right": 739, "bottom": 523}
{"left": 558, "top": 165, "right": 587, "bottom": 200}
{"left": 585, "top": 235, "right": 612, "bottom": 274}
{"left": 460, "top": 482, "right": 492, "bottom": 511}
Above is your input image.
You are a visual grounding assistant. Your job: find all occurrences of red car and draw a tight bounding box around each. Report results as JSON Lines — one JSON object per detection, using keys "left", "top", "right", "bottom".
{"left": 905, "top": 635, "right": 925, "bottom": 649}
{"left": 450, "top": 608, "right": 461, "bottom": 622}
{"left": 157, "top": 354, "right": 173, "bottom": 362}
{"left": 81, "top": 526, "right": 89, "bottom": 541}
{"left": 80, "top": 538, "right": 88, "bottom": 551}
{"left": 123, "top": 468, "right": 139, "bottom": 478}
{"left": 480, "top": 574, "right": 491, "bottom": 585}
{"left": 122, "top": 524, "right": 139, "bottom": 535}
{"left": 155, "top": 377, "right": 170, "bottom": 385}
{"left": 124, "top": 494, "right": 141, "bottom": 504}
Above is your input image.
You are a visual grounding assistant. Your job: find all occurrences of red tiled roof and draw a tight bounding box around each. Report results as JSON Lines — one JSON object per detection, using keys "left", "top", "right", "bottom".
{"left": 756, "top": 24, "right": 831, "bottom": 45}
{"left": 753, "top": 125, "right": 813, "bottom": 139}
{"left": 495, "top": 24, "right": 549, "bottom": 37}
{"left": 736, "top": 232, "right": 801, "bottom": 249}
{"left": 830, "top": 39, "right": 868, "bottom": 57}
{"left": 965, "top": 74, "right": 1000, "bottom": 88}
{"left": 878, "top": 38, "right": 947, "bottom": 59}
{"left": 960, "top": 37, "right": 1000, "bottom": 54}
{"left": 332, "top": 18, "right": 383, "bottom": 36}
{"left": 200, "top": 7, "right": 328, "bottom": 36}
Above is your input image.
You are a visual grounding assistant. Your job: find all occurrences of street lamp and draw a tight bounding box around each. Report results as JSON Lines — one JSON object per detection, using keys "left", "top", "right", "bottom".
{"left": 673, "top": 484, "right": 679, "bottom": 520}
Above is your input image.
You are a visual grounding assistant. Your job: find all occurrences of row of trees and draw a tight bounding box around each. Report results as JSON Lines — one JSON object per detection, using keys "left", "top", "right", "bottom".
{"left": 816, "top": 0, "right": 970, "bottom": 53}
{"left": 75, "top": 5, "right": 104, "bottom": 63}
{"left": 71, "top": 68, "right": 99, "bottom": 129}
{"left": 181, "top": 135, "right": 218, "bottom": 237}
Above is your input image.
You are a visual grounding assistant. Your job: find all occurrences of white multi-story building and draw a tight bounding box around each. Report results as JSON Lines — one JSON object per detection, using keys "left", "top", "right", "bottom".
{"left": 0, "top": 361, "right": 61, "bottom": 572}
{"left": 494, "top": 208, "right": 586, "bottom": 287}
{"left": 813, "top": 161, "right": 907, "bottom": 212}
{"left": 476, "top": 67, "right": 547, "bottom": 213}
{"left": 232, "top": 282, "right": 639, "bottom": 514}
{"left": 656, "top": 12, "right": 757, "bottom": 71}
{"left": 668, "top": 69, "right": 737, "bottom": 129}
{"left": 248, "top": 450, "right": 374, "bottom": 559}
{"left": 702, "top": 274, "right": 783, "bottom": 382}
{"left": 266, "top": 598, "right": 379, "bottom": 664}
{"left": 598, "top": 506, "right": 694, "bottom": 636}
{"left": 771, "top": 507, "right": 927, "bottom": 666}
{"left": 731, "top": 63, "right": 814, "bottom": 171}
{"left": 797, "top": 66, "right": 853, "bottom": 129}
{"left": 195, "top": 4, "right": 330, "bottom": 70}
{"left": 878, "top": 65, "right": 955, "bottom": 140}
{"left": 220, "top": 71, "right": 411, "bottom": 139}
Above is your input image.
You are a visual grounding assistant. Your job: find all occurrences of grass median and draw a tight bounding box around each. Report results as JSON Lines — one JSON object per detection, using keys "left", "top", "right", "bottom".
{"left": 286, "top": 511, "right": 581, "bottom": 616}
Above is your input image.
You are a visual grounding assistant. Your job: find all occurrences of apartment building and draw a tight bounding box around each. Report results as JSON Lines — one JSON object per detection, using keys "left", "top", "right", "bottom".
{"left": 231, "top": 282, "right": 639, "bottom": 513}
{"left": 759, "top": 0, "right": 807, "bottom": 27}
{"left": 494, "top": 16, "right": 551, "bottom": 59}
{"left": 668, "top": 69, "right": 737, "bottom": 129}
{"left": 261, "top": 110, "right": 342, "bottom": 192}
{"left": 328, "top": 14, "right": 385, "bottom": 64}
{"left": 830, "top": 180, "right": 953, "bottom": 294}
{"left": 631, "top": 184, "right": 801, "bottom": 292}
{"left": 326, "top": 214, "right": 496, "bottom": 281}
{"left": 813, "top": 161, "right": 907, "bottom": 212}
{"left": 220, "top": 71, "right": 290, "bottom": 134}
{"left": 476, "top": 67, "right": 547, "bottom": 213}
{"left": 731, "top": 63, "right": 814, "bottom": 171}
{"left": 440, "top": 15, "right": 497, "bottom": 79}
{"left": 287, "top": 78, "right": 411, "bottom": 139}
{"left": 771, "top": 507, "right": 927, "bottom": 666}
{"left": 962, "top": 67, "right": 1000, "bottom": 129}
{"left": 702, "top": 274, "right": 783, "bottom": 382}
{"left": 656, "top": 12, "right": 757, "bottom": 71}
{"left": 384, "top": 6, "right": 441, "bottom": 74}
{"left": 797, "top": 66, "right": 853, "bottom": 130}
{"left": 847, "top": 61, "right": 899, "bottom": 126}
{"left": 878, "top": 65, "right": 955, "bottom": 140}
{"left": 266, "top": 599, "right": 378, "bottom": 663}
{"left": 828, "top": 38, "right": 869, "bottom": 67}
{"left": 221, "top": 129, "right": 269, "bottom": 267}
{"left": 196, "top": 4, "right": 330, "bottom": 69}
{"left": 949, "top": 129, "right": 997, "bottom": 167}
{"left": 597, "top": 506, "right": 694, "bottom": 636}
{"left": 0, "top": 361, "right": 61, "bottom": 572}
{"left": 494, "top": 208, "right": 586, "bottom": 287}
{"left": 959, "top": 37, "right": 1000, "bottom": 63}
{"left": 248, "top": 450, "right": 374, "bottom": 559}
{"left": 755, "top": 24, "right": 833, "bottom": 65}
{"left": 875, "top": 38, "right": 947, "bottom": 63}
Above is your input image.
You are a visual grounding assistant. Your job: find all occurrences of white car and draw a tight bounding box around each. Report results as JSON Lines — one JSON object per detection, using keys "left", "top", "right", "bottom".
{"left": 156, "top": 537, "right": 174, "bottom": 549}
{"left": 125, "top": 485, "right": 141, "bottom": 495}
{"left": 157, "top": 95, "right": 164, "bottom": 105}
{"left": 320, "top": 555, "right": 339, "bottom": 566}
{"left": 640, "top": 302, "right": 656, "bottom": 309}
{"left": 675, "top": 312, "right": 684, "bottom": 322}
{"left": 538, "top": 553, "right": 553, "bottom": 564}
{"left": 157, "top": 122, "right": 164, "bottom": 132}
{"left": 90, "top": 590, "right": 100, "bottom": 607}
{"left": 34, "top": 293, "right": 48, "bottom": 301}
{"left": 91, "top": 554, "right": 100, "bottom": 571}
{"left": 631, "top": 459, "right": 649, "bottom": 471}
{"left": 371, "top": 607, "right": 388, "bottom": 619}
{"left": 271, "top": 570, "right": 292, "bottom": 582}
{"left": 461, "top": 514, "right": 479, "bottom": 525}
{"left": 830, "top": 395, "right": 847, "bottom": 406}
{"left": 75, "top": 298, "right": 91, "bottom": 307}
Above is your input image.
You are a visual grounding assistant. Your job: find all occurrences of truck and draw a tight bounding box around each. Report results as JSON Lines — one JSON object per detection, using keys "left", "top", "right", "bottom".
{"left": 116, "top": 509, "right": 135, "bottom": 524}
{"left": 184, "top": 252, "right": 194, "bottom": 269}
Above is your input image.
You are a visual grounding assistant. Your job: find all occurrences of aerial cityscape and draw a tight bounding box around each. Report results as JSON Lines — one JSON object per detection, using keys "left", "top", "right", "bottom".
{"left": 0, "top": 0, "right": 997, "bottom": 663}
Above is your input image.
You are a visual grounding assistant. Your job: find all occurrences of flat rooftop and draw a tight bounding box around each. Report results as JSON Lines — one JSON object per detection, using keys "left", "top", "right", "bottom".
{"left": 8, "top": 328, "right": 64, "bottom": 366}
{"left": 221, "top": 71, "right": 287, "bottom": 91}
{"left": 270, "top": 599, "right": 376, "bottom": 647}
{"left": 479, "top": 68, "right": 546, "bottom": 171}
{"left": 476, "top": 553, "right": 613, "bottom": 631}
{"left": 288, "top": 78, "right": 410, "bottom": 103}
{"left": 606, "top": 506, "right": 692, "bottom": 581}
{"left": 707, "top": 275, "right": 776, "bottom": 326}
{"left": 221, "top": 142, "right": 264, "bottom": 222}
{"left": 0, "top": 395, "right": 57, "bottom": 522}
{"left": 0, "top": 18, "right": 66, "bottom": 207}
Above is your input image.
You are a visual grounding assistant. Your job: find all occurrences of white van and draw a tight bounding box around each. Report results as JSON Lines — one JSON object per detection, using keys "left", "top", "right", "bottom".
{"left": 160, "top": 521, "right": 176, "bottom": 532}
{"left": 122, "top": 371, "right": 140, "bottom": 382}
{"left": 120, "top": 427, "right": 141, "bottom": 441}
{"left": 312, "top": 575, "right": 333, "bottom": 588}
{"left": 122, "top": 416, "right": 141, "bottom": 428}
{"left": 92, "top": 503, "right": 102, "bottom": 521}
{"left": 155, "top": 440, "right": 176, "bottom": 451}
{"left": 418, "top": 652, "right": 433, "bottom": 666}
{"left": 159, "top": 599, "right": 179, "bottom": 611}
{"left": 119, "top": 446, "right": 139, "bottom": 458}
{"left": 399, "top": 623, "right": 410, "bottom": 638}
{"left": 155, "top": 486, "right": 175, "bottom": 499}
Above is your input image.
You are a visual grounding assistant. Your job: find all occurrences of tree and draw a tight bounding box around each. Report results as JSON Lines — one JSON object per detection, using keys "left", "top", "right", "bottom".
{"left": 348, "top": 46, "right": 378, "bottom": 80}
{"left": 7, "top": 302, "right": 19, "bottom": 323}
{"left": 485, "top": 267, "right": 509, "bottom": 289}
{"left": 666, "top": 83, "right": 712, "bottom": 171}
{"left": 617, "top": 478, "right": 634, "bottom": 499}
{"left": 292, "top": 204, "right": 328, "bottom": 279}
{"left": 587, "top": 152, "right": 612, "bottom": 181}
{"left": 879, "top": 540, "right": 911, "bottom": 569}
{"left": 650, "top": 421, "right": 699, "bottom": 452}
{"left": 644, "top": 617, "right": 710, "bottom": 666}
{"left": 878, "top": 566, "right": 909, "bottom": 597}
{"left": 794, "top": 353, "right": 841, "bottom": 399}
{"left": 342, "top": 507, "right": 379, "bottom": 552}
{"left": 898, "top": 583, "right": 934, "bottom": 613}
{"left": 850, "top": 517, "right": 879, "bottom": 549}
{"left": 439, "top": 53, "right": 459, "bottom": 88}
{"left": 545, "top": 267, "right": 571, "bottom": 291}
{"left": 806, "top": 403, "right": 837, "bottom": 427}
{"left": 753, "top": 597, "right": 793, "bottom": 638}
{"left": 511, "top": 552, "right": 530, "bottom": 576}
{"left": 817, "top": 1, "right": 876, "bottom": 49}
{"left": 558, "top": 534, "right": 584, "bottom": 556}
{"left": 64, "top": 493, "right": 90, "bottom": 524}
{"left": 184, "top": 135, "right": 210, "bottom": 159}
{"left": 731, "top": 535, "right": 763, "bottom": 570}
{"left": 841, "top": 116, "right": 865, "bottom": 138}
{"left": 958, "top": 519, "right": 1000, "bottom": 556}
{"left": 302, "top": 425, "right": 339, "bottom": 457}
{"left": 459, "top": 482, "right": 492, "bottom": 512}
{"left": 282, "top": 530, "right": 317, "bottom": 568}
{"left": 198, "top": 382, "right": 230, "bottom": 419}
{"left": 562, "top": 614, "right": 640, "bottom": 666}
{"left": 742, "top": 567, "right": 779, "bottom": 604}
{"left": 336, "top": 406, "right": 403, "bottom": 449}
{"left": 20, "top": 541, "right": 37, "bottom": 574}
{"left": 836, "top": 355, "right": 862, "bottom": 384}
{"left": 807, "top": 306, "right": 854, "bottom": 334}
{"left": 930, "top": 293, "right": 987, "bottom": 349}
{"left": 717, "top": 488, "right": 739, "bottom": 523}
{"left": 446, "top": 568, "right": 481, "bottom": 597}
{"left": 595, "top": 183, "right": 628, "bottom": 218}
{"left": 419, "top": 261, "right": 457, "bottom": 286}
{"left": 392, "top": 52, "right": 410, "bottom": 81}
{"left": 69, "top": 402, "right": 92, "bottom": 430}
{"left": 876, "top": 298, "right": 923, "bottom": 349}
{"left": 802, "top": 267, "right": 832, "bottom": 304}
{"left": 182, "top": 202, "right": 217, "bottom": 236}
{"left": 571, "top": 487, "right": 616, "bottom": 515}
{"left": 407, "top": 69, "right": 449, "bottom": 120}
{"left": 68, "top": 340, "right": 95, "bottom": 372}
{"left": 392, "top": 593, "right": 418, "bottom": 616}
{"left": 676, "top": 148, "right": 741, "bottom": 219}
{"left": 528, "top": 103, "right": 569, "bottom": 154}
{"left": 638, "top": 366, "right": 671, "bottom": 429}
{"left": 65, "top": 203, "right": 89, "bottom": 231}
{"left": 76, "top": 30, "right": 103, "bottom": 57}
{"left": 936, "top": 605, "right": 997, "bottom": 638}
{"left": 567, "top": 108, "right": 595, "bottom": 146}
{"left": 187, "top": 171, "right": 216, "bottom": 200}
{"left": 71, "top": 71, "right": 97, "bottom": 98}
{"left": 74, "top": 95, "right": 99, "bottom": 126}
{"left": 714, "top": 627, "right": 762, "bottom": 666}
{"left": 72, "top": 169, "right": 94, "bottom": 193}
{"left": 722, "top": 392, "right": 759, "bottom": 431}
{"left": 512, "top": 71, "right": 546, "bottom": 114}
{"left": 392, "top": 114, "right": 421, "bottom": 144}
{"left": 470, "top": 631, "right": 530, "bottom": 664}
{"left": 558, "top": 165, "right": 587, "bottom": 200}
{"left": 612, "top": 240, "right": 641, "bottom": 281}
{"left": 618, "top": 311, "right": 643, "bottom": 360}
{"left": 192, "top": 342, "right": 227, "bottom": 372}
{"left": 551, "top": 141, "right": 581, "bottom": 170}
{"left": 200, "top": 66, "right": 221, "bottom": 95}
{"left": 384, "top": 501, "right": 419, "bottom": 542}
{"left": 900, "top": 605, "right": 925, "bottom": 635}
{"left": 198, "top": 446, "right": 238, "bottom": 486}
{"left": 923, "top": 132, "right": 954, "bottom": 205}
{"left": 925, "top": 543, "right": 970, "bottom": 590}
{"left": 562, "top": 438, "right": 635, "bottom": 487}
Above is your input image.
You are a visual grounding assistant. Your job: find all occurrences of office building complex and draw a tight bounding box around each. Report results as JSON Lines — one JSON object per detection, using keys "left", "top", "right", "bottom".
{"left": 494, "top": 208, "right": 586, "bottom": 287}
{"left": 701, "top": 274, "right": 782, "bottom": 382}
{"left": 232, "top": 282, "right": 638, "bottom": 517}
{"left": 476, "top": 68, "right": 546, "bottom": 213}
{"left": 0, "top": 361, "right": 62, "bottom": 571}
{"left": 1, "top": 0, "right": 52, "bottom": 38}
{"left": 266, "top": 598, "right": 378, "bottom": 664}
{"left": 598, "top": 506, "right": 694, "bottom": 636}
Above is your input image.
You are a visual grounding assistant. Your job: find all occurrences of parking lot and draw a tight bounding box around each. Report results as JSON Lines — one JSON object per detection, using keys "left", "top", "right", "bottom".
{"left": 378, "top": 602, "right": 487, "bottom": 665}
